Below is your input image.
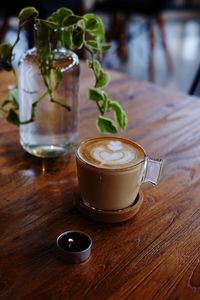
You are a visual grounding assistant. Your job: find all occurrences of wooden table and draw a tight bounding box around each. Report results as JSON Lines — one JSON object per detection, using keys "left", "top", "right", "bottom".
{"left": 0, "top": 64, "right": 200, "bottom": 300}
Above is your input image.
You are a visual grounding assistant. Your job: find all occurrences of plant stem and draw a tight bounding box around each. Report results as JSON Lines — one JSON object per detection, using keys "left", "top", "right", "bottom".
{"left": 50, "top": 98, "right": 71, "bottom": 111}
{"left": 11, "top": 27, "right": 21, "bottom": 53}
{"left": 20, "top": 90, "right": 48, "bottom": 124}
{"left": 96, "top": 101, "right": 104, "bottom": 115}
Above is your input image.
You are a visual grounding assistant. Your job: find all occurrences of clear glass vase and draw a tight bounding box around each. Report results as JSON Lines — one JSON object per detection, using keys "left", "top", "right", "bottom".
{"left": 18, "top": 28, "right": 80, "bottom": 158}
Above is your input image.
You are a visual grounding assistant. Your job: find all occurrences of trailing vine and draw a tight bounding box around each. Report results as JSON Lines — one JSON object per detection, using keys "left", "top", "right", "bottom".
{"left": 0, "top": 7, "right": 127, "bottom": 134}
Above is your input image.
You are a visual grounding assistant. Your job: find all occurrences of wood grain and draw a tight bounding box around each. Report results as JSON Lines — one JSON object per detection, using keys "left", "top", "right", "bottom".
{"left": 0, "top": 63, "right": 200, "bottom": 299}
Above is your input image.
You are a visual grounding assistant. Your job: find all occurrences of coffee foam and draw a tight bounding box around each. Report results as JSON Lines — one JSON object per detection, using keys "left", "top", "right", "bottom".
{"left": 78, "top": 138, "right": 144, "bottom": 169}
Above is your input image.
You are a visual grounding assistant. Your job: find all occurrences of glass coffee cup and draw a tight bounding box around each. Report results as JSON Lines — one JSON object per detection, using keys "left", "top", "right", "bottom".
{"left": 76, "top": 137, "right": 163, "bottom": 211}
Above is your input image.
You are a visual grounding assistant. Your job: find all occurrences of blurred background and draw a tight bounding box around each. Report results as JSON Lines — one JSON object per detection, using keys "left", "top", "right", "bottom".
{"left": 0, "top": 0, "right": 200, "bottom": 95}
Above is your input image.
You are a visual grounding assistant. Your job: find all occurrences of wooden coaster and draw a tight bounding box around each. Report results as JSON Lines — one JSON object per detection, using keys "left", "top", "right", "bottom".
{"left": 75, "top": 190, "right": 143, "bottom": 223}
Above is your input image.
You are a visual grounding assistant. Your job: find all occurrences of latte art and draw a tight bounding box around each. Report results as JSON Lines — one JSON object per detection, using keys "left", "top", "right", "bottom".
{"left": 107, "top": 141, "right": 123, "bottom": 151}
{"left": 91, "top": 143, "right": 135, "bottom": 165}
{"left": 78, "top": 137, "right": 144, "bottom": 169}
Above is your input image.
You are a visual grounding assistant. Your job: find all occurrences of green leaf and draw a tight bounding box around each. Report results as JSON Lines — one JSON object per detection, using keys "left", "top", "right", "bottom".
{"left": 18, "top": 7, "right": 39, "bottom": 26}
{"left": 97, "top": 116, "right": 117, "bottom": 134}
{"left": 2, "top": 87, "right": 19, "bottom": 110}
{"left": 63, "top": 15, "right": 83, "bottom": 27}
{"left": 108, "top": 100, "right": 128, "bottom": 130}
{"left": 47, "top": 13, "right": 58, "bottom": 25}
{"left": 1, "top": 99, "right": 12, "bottom": 107}
{"left": 73, "top": 29, "right": 84, "bottom": 48}
{"left": 88, "top": 88, "right": 106, "bottom": 101}
{"left": 0, "top": 44, "right": 13, "bottom": 71}
{"left": 38, "top": 19, "right": 58, "bottom": 29}
{"left": 6, "top": 109, "right": 20, "bottom": 127}
{"left": 85, "top": 17, "right": 98, "bottom": 30}
{"left": 84, "top": 13, "right": 105, "bottom": 42}
{"left": 85, "top": 41, "right": 106, "bottom": 58}
{"left": 95, "top": 70, "right": 110, "bottom": 88}
{"left": 0, "top": 43, "right": 12, "bottom": 59}
{"left": 85, "top": 40, "right": 100, "bottom": 54}
{"left": 9, "top": 87, "right": 18, "bottom": 100}
{"left": 101, "top": 42, "right": 111, "bottom": 54}
{"left": 48, "top": 8, "right": 73, "bottom": 26}
{"left": 88, "top": 59, "right": 110, "bottom": 88}
{"left": 85, "top": 40, "right": 99, "bottom": 50}
{"left": 88, "top": 59, "right": 101, "bottom": 78}
{"left": 57, "top": 7, "right": 73, "bottom": 25}
{"left": 63, "top": 29, "right": 73, "bottom": 49}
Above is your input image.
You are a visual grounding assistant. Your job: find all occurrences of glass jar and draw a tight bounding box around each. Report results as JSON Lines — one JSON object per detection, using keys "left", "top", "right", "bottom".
{"left": 18, "top": 27, "right": 80, "bottom": 158}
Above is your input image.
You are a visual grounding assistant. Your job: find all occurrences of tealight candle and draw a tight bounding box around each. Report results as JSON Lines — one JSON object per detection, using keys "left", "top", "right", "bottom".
{"left": 56, "top": 231, "right": 92, "bottom": 264}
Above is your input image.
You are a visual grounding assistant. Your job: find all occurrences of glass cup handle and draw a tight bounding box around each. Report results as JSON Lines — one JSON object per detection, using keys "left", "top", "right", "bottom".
{"left": 143, "top": 158, "right": 163, "bottom": 185}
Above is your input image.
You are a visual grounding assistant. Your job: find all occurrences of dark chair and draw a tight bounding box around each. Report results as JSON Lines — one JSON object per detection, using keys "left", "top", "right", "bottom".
{"left": 189, "top": 64, "right": 200, "bottom": 96}
{"left": 93, "top": 0, "right": 173, "bottom": 81}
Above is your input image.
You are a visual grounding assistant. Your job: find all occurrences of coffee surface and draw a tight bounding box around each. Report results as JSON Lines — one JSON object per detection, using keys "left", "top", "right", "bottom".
{"left": 77, "top": 137, "right": 144, "bottom": 169}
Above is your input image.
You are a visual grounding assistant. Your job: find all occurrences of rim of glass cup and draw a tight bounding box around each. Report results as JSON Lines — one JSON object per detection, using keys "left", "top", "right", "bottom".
{"left": 75, "top": 136, "right": 147, "bottom": 172}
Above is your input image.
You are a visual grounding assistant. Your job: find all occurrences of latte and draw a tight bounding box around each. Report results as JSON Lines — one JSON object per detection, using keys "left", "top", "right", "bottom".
{"left": 76, "top": 137, "right": 162, "bottom": 211}
{"left": 77, "top": 137, "right": 144, "bottom": 169}
{"left": 76, "top": 137, "right": 146, "bottom": 210}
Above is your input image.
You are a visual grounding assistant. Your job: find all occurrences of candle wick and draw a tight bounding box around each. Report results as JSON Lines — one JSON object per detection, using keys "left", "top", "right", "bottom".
{"left": 67, "top": 238, "right": 74, "bottom": 248}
